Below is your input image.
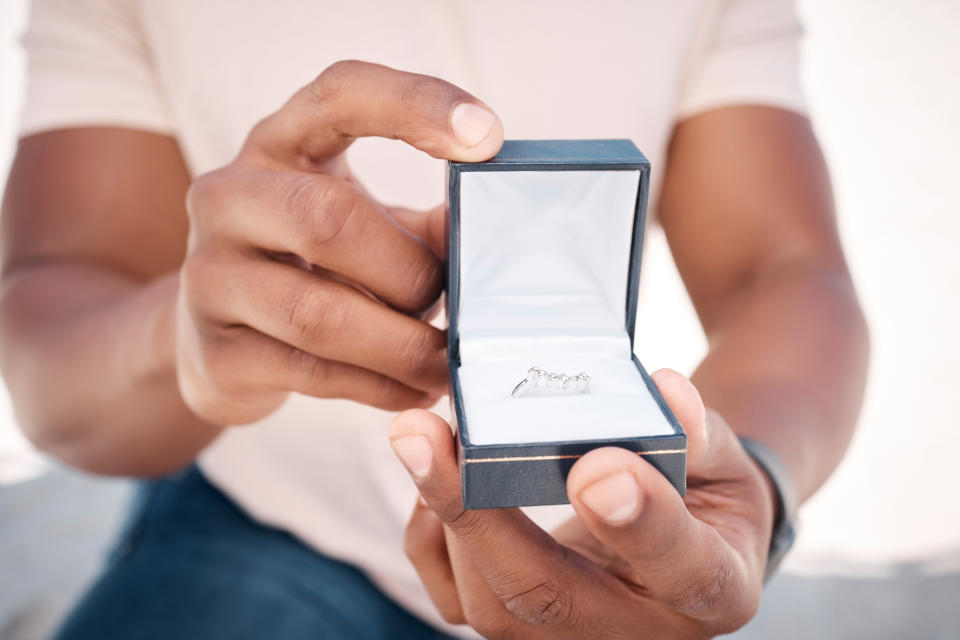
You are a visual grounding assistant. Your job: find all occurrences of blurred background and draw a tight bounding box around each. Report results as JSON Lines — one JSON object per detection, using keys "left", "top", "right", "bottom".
{"left": 1, "top": 1, "right": 958, "bottom": 638}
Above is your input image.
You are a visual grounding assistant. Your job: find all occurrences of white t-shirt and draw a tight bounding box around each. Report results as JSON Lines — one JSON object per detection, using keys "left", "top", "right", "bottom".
{"left": 19, "top": 1, "right": 806, "bottom": 635}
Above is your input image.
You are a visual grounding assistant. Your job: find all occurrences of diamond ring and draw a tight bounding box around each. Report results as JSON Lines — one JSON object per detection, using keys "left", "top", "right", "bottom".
{"left": 511, "top": 367, "right": 591, "bottom": 398}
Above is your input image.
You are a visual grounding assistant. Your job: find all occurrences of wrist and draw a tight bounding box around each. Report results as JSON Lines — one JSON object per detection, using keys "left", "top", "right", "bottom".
{"left": 753, "top": 456, "right": 780, "bottom": 544}
{"left": 738, "top": 437, "right": 798, "bottom": 582}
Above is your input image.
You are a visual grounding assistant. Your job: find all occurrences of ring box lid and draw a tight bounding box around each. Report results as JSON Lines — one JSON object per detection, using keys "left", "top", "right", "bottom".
{"left": 448, "top": 139, "right": 653, "bottom": 362}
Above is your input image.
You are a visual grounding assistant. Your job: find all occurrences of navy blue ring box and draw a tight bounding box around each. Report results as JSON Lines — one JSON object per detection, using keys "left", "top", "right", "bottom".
{"left": 447, "top": 139, "right": 686, "bottom": 509}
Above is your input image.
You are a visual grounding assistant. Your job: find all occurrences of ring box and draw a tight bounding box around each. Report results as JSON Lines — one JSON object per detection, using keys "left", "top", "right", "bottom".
{"left": 447, "top": 139, "right": 686, "bottom": 509}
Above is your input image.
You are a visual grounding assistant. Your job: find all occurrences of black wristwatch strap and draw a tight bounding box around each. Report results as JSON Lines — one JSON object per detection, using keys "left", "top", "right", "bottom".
{"left": 738, "top": 437, "right": 798, "bottom": 583}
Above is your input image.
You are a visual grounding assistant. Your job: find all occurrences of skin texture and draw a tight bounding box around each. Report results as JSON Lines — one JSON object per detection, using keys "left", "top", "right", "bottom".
{"left": 0, "top": 60, "right": 867, "bottom": 636}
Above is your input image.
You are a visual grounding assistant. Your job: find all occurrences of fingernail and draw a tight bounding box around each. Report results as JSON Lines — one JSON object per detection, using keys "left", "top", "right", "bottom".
{"left": 451, "top": 103, "right": 497, "bottom": 148}
{"left": 391, "top": 435, "right": 433, "bottom": 480}
{"left": 579, "top": 471, "right": 640, "bottom": 524}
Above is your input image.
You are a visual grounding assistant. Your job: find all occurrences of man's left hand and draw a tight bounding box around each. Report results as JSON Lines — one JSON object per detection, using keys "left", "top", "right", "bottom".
{"left": 388, "top": 369, "right": 776, "bottom": 639}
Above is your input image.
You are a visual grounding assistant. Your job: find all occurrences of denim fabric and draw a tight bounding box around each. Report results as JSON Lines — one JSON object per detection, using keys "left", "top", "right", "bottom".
{"left": 52, "top": 466, "right": 458, "bottom": 640}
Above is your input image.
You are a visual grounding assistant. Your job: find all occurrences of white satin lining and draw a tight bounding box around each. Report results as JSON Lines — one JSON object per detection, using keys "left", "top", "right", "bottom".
{"left": 457, "top": 169, "right": 673, "bottom": 445}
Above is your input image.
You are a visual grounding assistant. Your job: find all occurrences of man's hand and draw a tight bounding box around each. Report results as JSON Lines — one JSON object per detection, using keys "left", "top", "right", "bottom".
{"left": 177, "top": 60, "right": 504, "bottom": 425}
{"left": 388, "top": 369, "right": 776, "bottom": 639}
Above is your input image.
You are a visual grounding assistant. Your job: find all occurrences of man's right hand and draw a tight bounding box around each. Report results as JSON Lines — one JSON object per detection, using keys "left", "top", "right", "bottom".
{"left": 176, "top": 60, "right": 504, "bottom": 426}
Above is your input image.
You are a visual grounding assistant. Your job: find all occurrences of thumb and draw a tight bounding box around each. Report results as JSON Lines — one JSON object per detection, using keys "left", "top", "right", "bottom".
{"left": 565, "top": 370, "right": 760, "bottom": 624}
{"left": 567, "top": 447, "right": 750, "bottom": 622}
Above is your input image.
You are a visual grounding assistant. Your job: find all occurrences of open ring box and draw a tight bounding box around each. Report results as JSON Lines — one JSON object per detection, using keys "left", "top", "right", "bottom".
{"left": 447, "top": 139, "right": 687, "bottom": 509}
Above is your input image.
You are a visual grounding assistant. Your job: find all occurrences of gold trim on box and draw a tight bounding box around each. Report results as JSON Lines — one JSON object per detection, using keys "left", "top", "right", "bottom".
{"left": 463, "top": 449, "right": 686, "bottom": 464}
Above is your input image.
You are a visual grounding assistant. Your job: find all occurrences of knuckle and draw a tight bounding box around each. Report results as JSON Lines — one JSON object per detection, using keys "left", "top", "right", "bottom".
{"left": 403, "top": 255, "right": 443, "bottom": 311}
{"left": 177, "top": 374, "right": 225, "bottom": 424}
{"left": 438, "top": 606, "right": 466, "bottom": 626}
{"left": 185, "top": 175, "right": 213, "bottom": 221}
{"left": 401, "top": 524, "right": 421, "bottom": 562}
{"left": 195, "top": 325, "right": 242, "bottom": 390}
{"left": 399, "top": 74, "right": 442, "bottom": 111}
{"left": 710, "top": 579, "right": 761, "bottom": 634}
{"left": 724, "top": 596, "right": 761, "bottom": 634}
{"left": 445, "top": 507, "right": 488, "bottom": 541}
{"left": 282, "top": 280, "right": 343, "bottom": 343}
{"left": 246, "top": 117, "right": 274, "bottom": 150}
{"left": 179, "top": 253, "right": 205, "bottom": 297}
{"left": 186, "top": 166, "right": 263, "bottom": 240}
{"left": 398, "top": 75, "right": 471, "bottom": 156}
{"left": 179, "top": 251, "right": 219, "bottom": 314}
{"left": 287, "top": 347, "right": 332, "bottom": 387}
{"left": 401, "top": 517, "right": 436, "bottom": 565}
{"left": 179, "top": 359, "right": 279, "bottom": 427}
{"left": 502, "top": 580, "right": 574, "bottom": 627}
{"left": 286, "top": 176, "right": 362, "bottom": 250}
{"left": 310, "top": 60, "right": 361, "bottom": 103}
{"left": 186, "top": 168, "right": 235, "bottom": 223}
{"left": 397, "top": 326, "right": 443, "bottom": 385}
{"left": 176, "top": 324, "right": 282, "bottom": 426}
{"left": 464, "top": 606, "right": 515, "bottom": 640}
{"left": 671, "top": 556, "right": 738, "bottom": 619}
{"left": 179, "top": 246, "right": 239, "bottom": 322}
{"left": 401, "top": 72, "right": 466, "bottom": 117}
{"left": 370, "top": 373, "right": 408, "bottom": 409}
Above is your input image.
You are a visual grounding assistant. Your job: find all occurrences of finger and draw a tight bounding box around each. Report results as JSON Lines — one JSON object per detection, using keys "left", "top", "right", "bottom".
{"left": 442, "top": 526, "right": 529, "bottom": 639}
{"left": 185, "top": 252, "right": 448, "bottom": 394}
{"left": 188, "top": 169, "right": 443, "bottom": 313}
{"left": 651, "top": 368, "right": 708, "bottom": 467}
{"left": 180, "top": 323, "right": 435, "bottom": 425}
{"left": 404, "top": 499, "right": 466, "bottom": 624}
{"left": 384, "top": 204, "right": 447, "bottom": 322}
{"left": 650, "top": 368, "right": 751, "bottom": 480}
{"left": 244, "top": 60, "right": 504, "bottom": 167}
{"left": 549, "top": 518, "right": 621, "bottom": 573}
{"left": 388, "top": 409, "right": 608, "bottom": 630}
{"left": 386, "top": 204, "right": 447, "bottom": 258}
{"left": 327, "top": 151, "right": 444, "bottom": 257}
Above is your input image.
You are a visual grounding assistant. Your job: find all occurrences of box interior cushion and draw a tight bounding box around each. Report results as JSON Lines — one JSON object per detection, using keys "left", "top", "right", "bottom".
{"left": 456, "top": 168, "right": 674, "bottom": 446}
{"left": 457, "top": 357, "right": 675, "bottom": 445}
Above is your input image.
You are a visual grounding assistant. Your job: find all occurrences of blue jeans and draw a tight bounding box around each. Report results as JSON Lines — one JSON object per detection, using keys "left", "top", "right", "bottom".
{"left": 53, "top": 466, "right": 458, "bottom": 640}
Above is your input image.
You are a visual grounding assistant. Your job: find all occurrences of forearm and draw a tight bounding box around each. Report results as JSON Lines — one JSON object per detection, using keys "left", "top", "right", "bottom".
{"left": 0, "top": 261, "right": 219, "bottom": 475}
{"left": 690, "top": 261, "right": 869, "bottom": 502}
